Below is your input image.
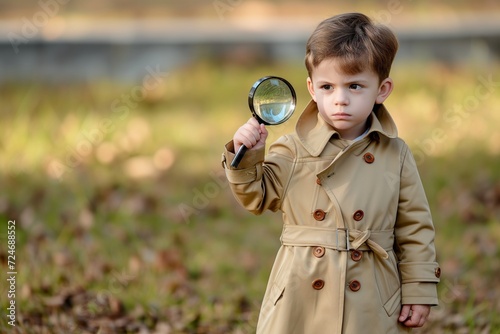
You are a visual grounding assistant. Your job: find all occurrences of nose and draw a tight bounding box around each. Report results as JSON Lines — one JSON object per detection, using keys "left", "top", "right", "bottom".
{"left": 334, "top": 89, "right": 349, "bottom": 106}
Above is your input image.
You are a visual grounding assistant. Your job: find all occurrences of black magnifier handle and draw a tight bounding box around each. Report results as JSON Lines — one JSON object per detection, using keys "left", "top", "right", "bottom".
{"left": 230, "top": 144, "right": 248, "bottom": 168}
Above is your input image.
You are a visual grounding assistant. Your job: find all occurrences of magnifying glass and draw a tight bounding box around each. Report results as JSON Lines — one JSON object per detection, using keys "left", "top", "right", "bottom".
{"left": 230, "top": 76, "right": 296, "bottom": 168}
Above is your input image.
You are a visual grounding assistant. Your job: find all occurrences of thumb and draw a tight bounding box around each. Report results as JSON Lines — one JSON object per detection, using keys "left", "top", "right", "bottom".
{"left": 252, "top": 123, "right": 268, "bottom": 150}
{"left": 399, "top": 305, "right": 411, "bottom": 322}
{"left": 259, "top": 124, "right": 268, "bottom": 141}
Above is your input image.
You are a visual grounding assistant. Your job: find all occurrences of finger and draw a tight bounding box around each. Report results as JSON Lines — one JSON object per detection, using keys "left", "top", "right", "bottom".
{"left": 242, "top": 126, "right": 261, "bottom": 145}
{"left": 236, "top": 127, "right": 260, "bottom": 149}
{"left": 398, "top": 305, "right": 411, "bottom": 322}
{"left": 404, "top": 317, "right": 422, "bottom": 328}
{"left": 259, "top": 124, "right": 268, "bottom": 141}
{"left": 408, "top": 305, "right": 430, "bottom": 328}
{"left": 247, "top": 117, "right": 261, "bottom": 128}
{"left": 416, "top": 312, "right": 428, "bottom": 327}
{"left": 403, "top": 317, "right": 418, "bottom": 327}
{"left": 403, "top": 311, "right": 426, "bottom": 328}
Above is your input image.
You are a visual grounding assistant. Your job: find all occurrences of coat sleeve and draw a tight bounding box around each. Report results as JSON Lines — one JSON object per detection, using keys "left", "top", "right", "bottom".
{"left": 394, "top": 143, "right": 440, "bottom": 306}
{"left": 221, "top": 136, "right": 295, "bottom": 214}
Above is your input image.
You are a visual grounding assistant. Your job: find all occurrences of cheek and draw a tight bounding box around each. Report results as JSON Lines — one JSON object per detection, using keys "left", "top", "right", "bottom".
{"left": 317, "top": 106, "right": 334, "bottom": 126}
{"left": 315, "top": 95, "right": 328, "bottom": 109}
{"left": 318, "top": 94, "right": 335, "bottom": 109}
{"left": 316, "top": 100, "right": 329, "bottom": 117}
{"left": 312, "top": 90, "right": 326, "bottom": 103}
{"left": 356, "top": 99, "right": 376, "bottom": 115}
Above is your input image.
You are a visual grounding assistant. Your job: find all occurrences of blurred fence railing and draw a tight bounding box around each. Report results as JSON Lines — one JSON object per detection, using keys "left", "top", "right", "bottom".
{"left": 1, "top": 15, "right": 499, "bottom": 83}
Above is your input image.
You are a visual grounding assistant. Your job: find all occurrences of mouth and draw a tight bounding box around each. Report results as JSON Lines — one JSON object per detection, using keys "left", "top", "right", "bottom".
{"left": 332, "top": 112, "right": 351, "bottom": 119}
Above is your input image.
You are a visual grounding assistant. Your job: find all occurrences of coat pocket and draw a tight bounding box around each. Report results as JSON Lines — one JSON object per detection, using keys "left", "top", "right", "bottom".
{"left": 268, "top": 249, "right": 293, "bottom": 306}
{"left": 269, "top": 284, "right": 285, "bottom": 305}
{"left": 374, "top": 252, "right": 401, "bottom": 317}
{"left": 383, "top": 287, "right": 401, "bottom": 317}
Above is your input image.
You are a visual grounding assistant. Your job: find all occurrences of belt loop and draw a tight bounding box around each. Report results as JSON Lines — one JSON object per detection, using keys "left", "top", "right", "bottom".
{"left": 336, "top": 229, "right": 339, "bottom": 250}
{"left": 335, "top": 228, "right": 349, "bottom": 251}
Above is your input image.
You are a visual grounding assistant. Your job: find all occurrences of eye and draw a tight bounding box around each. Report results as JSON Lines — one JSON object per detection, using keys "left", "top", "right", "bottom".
{"left": 349, "top": 84, "right": 362, "bottom": 90}
{"left": 321, "top": 84, "right": 332, "bottom": 90}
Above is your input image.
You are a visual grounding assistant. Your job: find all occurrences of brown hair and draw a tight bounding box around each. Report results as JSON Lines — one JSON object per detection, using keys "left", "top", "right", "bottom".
{"left": 305, "top": 13, "right": 399, "bottom": 82}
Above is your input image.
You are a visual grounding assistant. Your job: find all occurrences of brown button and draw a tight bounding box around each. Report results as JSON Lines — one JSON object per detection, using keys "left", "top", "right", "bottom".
{"left": 312, "top": 279, "right": 325, "bottom": 290}
{"left": 313, "top": 246, "right": 325, "bottom": 258}
{"left": 363, "top": 152, "right": 375, "bottom": 164}
{"left": 348, "top": 280, "right": 361, "bottom": 292}
{"left": 353, "top": 210, "right": 364, "bottom": 221}
{"left": 316, "top": 178, "right": 322, "bottom": 185}
{"left": 351, "top": 250, "right": 363, "bottom": 261}
{"left": 313, "top": 209, "right": 326, "bottom": 221}
{"left": 435, "top": 267, "right": 441, "bottom": 278}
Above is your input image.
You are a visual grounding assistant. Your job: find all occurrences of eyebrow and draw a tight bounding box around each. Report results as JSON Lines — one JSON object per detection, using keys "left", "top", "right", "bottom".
{"left": 346, "top": 79, "right": 371, "bottom": 85}
{"left": 316, "top": 78, "right": 371, "bottom": 85}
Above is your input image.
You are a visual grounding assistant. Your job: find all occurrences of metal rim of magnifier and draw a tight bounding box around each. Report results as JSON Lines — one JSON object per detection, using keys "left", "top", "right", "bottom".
{"left": 248, "top": 76, "right": 297, "bottom": 125}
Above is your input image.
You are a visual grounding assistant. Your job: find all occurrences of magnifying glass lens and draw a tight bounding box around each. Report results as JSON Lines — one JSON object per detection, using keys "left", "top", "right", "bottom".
{"left": 252, "top": 78, "right": 295, "bottom": 125}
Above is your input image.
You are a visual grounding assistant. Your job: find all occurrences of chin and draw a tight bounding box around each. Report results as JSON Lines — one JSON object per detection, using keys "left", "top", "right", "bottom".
{"left": 331, "top": 121, "right": 352, "bottom": 129}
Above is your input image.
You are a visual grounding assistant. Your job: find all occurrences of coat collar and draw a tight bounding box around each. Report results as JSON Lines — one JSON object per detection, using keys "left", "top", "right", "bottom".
{"left": 295, "top": 100, "right": 399, "bottom": 157}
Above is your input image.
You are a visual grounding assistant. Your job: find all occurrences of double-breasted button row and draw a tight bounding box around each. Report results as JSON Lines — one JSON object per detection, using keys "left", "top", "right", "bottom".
{"left": 313, "top": 246, "right": 325, "bottom": 258}
{"left": 348, "top": 280, "right": 361, "bottom": 292}
{"left": 313, "top": 209, "right": 326, "bottom": 221}
{"left": 314, "top": 208, "right": 364, "bottom": 222}
{"left": 312, "top": 279, "right": 325, "bottom": 290}
{"left": 313, "top": 279, "right": 361, "bottom": 291}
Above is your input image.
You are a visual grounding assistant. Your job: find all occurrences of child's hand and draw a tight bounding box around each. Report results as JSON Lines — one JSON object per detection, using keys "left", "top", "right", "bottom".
{"left": 233, "top": 117, "right": 268, "bottom": 152}
{"left": 399, "top": 304, "right": 430, "bottom": 327}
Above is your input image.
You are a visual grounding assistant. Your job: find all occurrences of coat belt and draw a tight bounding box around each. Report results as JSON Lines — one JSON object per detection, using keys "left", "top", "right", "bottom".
{"left": 280, "top": 225, "right": 394, "bottom": 259}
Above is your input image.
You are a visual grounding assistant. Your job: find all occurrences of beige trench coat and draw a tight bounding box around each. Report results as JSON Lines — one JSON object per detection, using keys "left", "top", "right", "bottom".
{"left": 222, "top": 101, "right": 440, "bottom": 334}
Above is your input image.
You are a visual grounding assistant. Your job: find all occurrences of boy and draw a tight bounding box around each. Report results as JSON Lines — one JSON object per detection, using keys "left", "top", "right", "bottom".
{"left": 222, "top": 13, "right": 440, "bottom": 333}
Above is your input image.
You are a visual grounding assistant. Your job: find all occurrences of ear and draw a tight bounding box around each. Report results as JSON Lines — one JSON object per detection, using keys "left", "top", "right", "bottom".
{"left": 307, "top": 77, "right": 317, "bottom": 102}
{"left": 375, "top": 77, "right": 393, "bottom": 104}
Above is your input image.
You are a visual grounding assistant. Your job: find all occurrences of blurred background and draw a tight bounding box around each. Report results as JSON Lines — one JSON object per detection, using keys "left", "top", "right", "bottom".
{"left": 1, "top": 1, "right": 500, "bottom": 333}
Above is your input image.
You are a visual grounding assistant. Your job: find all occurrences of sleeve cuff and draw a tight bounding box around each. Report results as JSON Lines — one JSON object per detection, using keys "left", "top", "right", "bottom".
{"left": 222, "top": 140, "right": 265, "bottom": 184}
{"left": 222, "top": 140, "right": 265, "bottom": 169}
{"left": 401, "top": 282, "right": 439, "bottom": 306}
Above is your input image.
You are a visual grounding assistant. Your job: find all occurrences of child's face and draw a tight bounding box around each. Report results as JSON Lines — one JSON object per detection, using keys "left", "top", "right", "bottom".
{"left": 307, "top": 58, "right": 393, "bottom": 140}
